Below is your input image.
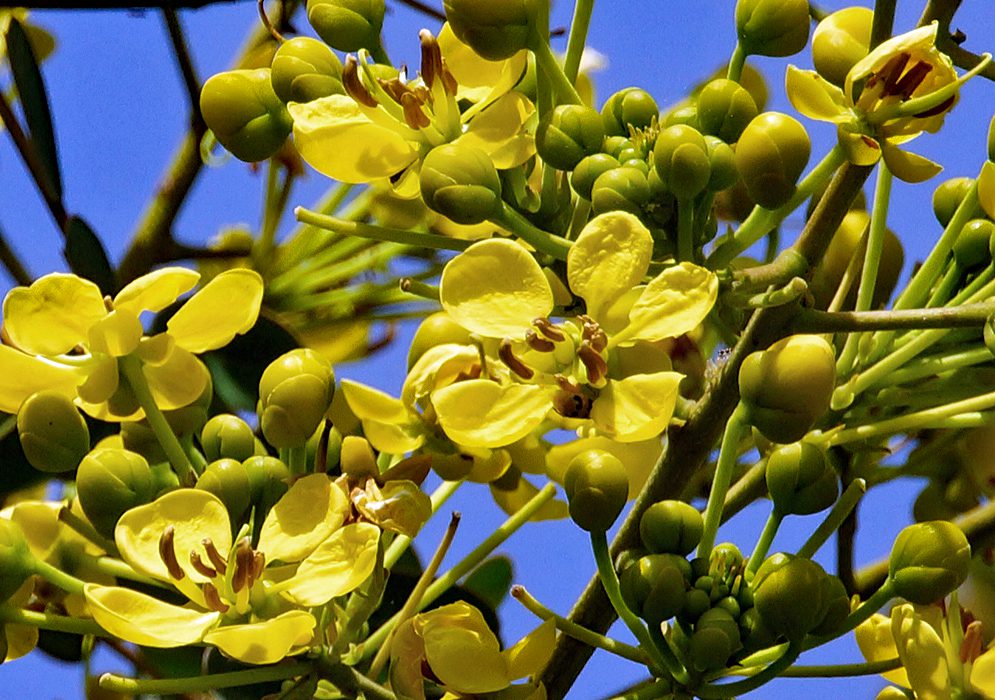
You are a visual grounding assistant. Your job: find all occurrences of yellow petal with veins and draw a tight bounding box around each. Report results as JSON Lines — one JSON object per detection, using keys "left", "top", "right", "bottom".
{"left": 891, "top": 604, "right": 952, "bottom": 700}
{"left": 504, "top": 618, "right": 556, "bottom": 680}
{"left": 113, "top": 267, "right": 200, "bottom": 316}
{"left": 615, "top": 263, "right": 717, "bottom": 346}
{"left": 433, "top": 380, "right": 553, "bottom": 448}
{"left": 203, "top": 611, "right": 316, "bottom": 664}
{"left": 167, "top": 269, "right": 263, "bottom": 353}
{"left": 143, "top": 348, "right": 210, "bottom": 410}
{"left": 282, "top": 522, "right": 380, "bottom": 606}
{"left": 459, "top": 92, "right": 535, "bottom": 169}
{"left": 0, "top": 346, "right": 84, "bottom": 413}
{"left": 854, "top": 612, "right": 911, "bottom": 687}
{"left": 257, "top": 473, "right": 349, "bottom": 563}
{"left": 785, "top": 66, "right": 850, "bottom": 123}
{"left": 84, "top": 583, "right": 219, "bottom": 647}
{"left": 880, "top": 141, "right": 943, "bottom": 183}
{"left": 590, "top": 372, "right": 682, "bottom": 442}
{"left": 88, "top": 309, "right": 143, "bottom": 357}
{"left": 3, "top": 273, "right": 107, "bottom": 355}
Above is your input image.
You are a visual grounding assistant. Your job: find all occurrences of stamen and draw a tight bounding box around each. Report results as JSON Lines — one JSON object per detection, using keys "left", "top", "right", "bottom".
{"left": 961, "top": 620, "right": 983, "bottom": 664}
{"left": 202, "top": 538, "right": 228, "bottom": 576}
{"left": 378, "top": 77, "right": 409, "bottom": 105}
{"left": 189, "top": 551, "right": 217, "bottom": 579}
{"left": 533, "top": 317, "right": 566, "bottom": 342}
{"left": 874, "top": 53, "right": 911, "bottom": 95}
{"left": 401, "top": 92, "right": 431, "bottom": 129}
{"left": 343, "top": 55, "right": 378, "bottom": 108}
{"left": 579, "top": 316, "right": 608, "bottom": 353}
{"left": 158, "top": 526, "right": 185, "bottom": 581}
{"left": 103, "top": 295, "right": 115, "bottom": 312}
{"left": 552, "top": 387, "right": 592, "bottom": 419}
{"left": 892, "top": 61, "right": 932, "bottom": 99}
{"left": 231, "top": 538, "right": 254, "bottom": 593}
{"left": 250, "top": 552, "right": 266, "bottom": 588}
{"left": 526, "top": 329, "right": 556, "bottom": 352}
{"left": 914, "top": 94, "right": 956, "bottom": 118}
{"left": 578, "top": 341, "right": 608, "bottom": 385}
{"left": 202, "top": 582, "right": 230, "bottom": 613}
{"left": 419, "top": 29, "right": 442, "bottom": 90}
{"left": 439, "top": 57, "right": 458, "bottom": 96}
{"left": 499, "top": 338, "right": 535, "bottom": 379}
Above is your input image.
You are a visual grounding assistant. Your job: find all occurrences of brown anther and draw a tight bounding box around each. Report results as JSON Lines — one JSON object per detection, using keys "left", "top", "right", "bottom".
{"left": 439, "top": 58, "right": 458, "bottom": 96}
{"left": 578, "top": 341, "right": 608, "bottom": 385}
{"left": 202, "top": 581, "right": 230, "bottom": 613}
{"left": 411, "top": 84, "right": 432, "bottom": 105}
{"left": 555, "top": 374, "right": 581, "bottom": 393}
{"left": 526, "top": 329, "right": 556, "bottom": 352}
{"left": 499, "top": 338, "right": 534, "bottom": 380}
{"left": 871, "top": 52, "right": 911, "bottom": 95}
{"left": 551, "top": 387, "right": 592, "bottom": 419}
{"left": 189, "top": 551, "right": 217, "bottom": 579}
{"left": 231, "top": 538, "right": 254, "bottom": 593}
{"left": 251, "top": 551, "right": 266, "bottom": 588}
{"left": 892, "top": 60, "right": 932, "bottom": 99}
{"left": 343, "top": 55, "right": 378, "bottom": 108}
{"left": 580, "top": 317, "right": 608, "bottom": 353}
{"left": 861, "top": 135, "right": 880, "bottom": 150}
{"left": 401, "top": 91, "right": 431, "bottom": 129}
{"left": 378, "top": 77, "right": 409, "bottom": 105}
{"left": 202, "top": 538, "right": 228, "bottom": 576}
{"left": 457, "top": 363, "right": 483, "bottom": 381}
{"left": 961, "top": 620, "right": 983, "bottom": 664}
{"left": 532, "top": 317, "right": 566, "bottom": 342}
{"left": 419, "top": 29, "right": 443, "bottom": 90}
{"left": 914, "top": 94, "right": 956, "bottom": 119}
{"left": 103, "top": 295, "right": 115, "bottom": 312}
{"left": 158, "top": 526, "right": 185, "bottom": 581}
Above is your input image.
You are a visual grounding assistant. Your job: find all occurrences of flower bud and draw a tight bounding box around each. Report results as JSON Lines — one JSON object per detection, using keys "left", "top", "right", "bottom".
{"left": 407, "top": 312, "right": 473, "bottom": 369}
{"left": 739, "top": 334, "right": 836, "bottom": 444}
{"left": 243, "top": 455, "right": 291, "bottom": 512}
{"left": 563, "top": 449, "right": 629, "bottom": 532}
{"left": 663, "top": 104, "right": 699, "bottom": 130}
{"left": 306, "top": 0, "right": 385, "bottom": 53}
{"left": 17, "top": 391, "right": 89, "bottom": 474}
{"left": 619, "top": 553, "right": 690, "bottom": 626}
{"left": 810, "top": 572, "right": 849, "bottom": 636}
{"left": 196, "top": 458, "right": 253, "bottom": 522}
{"left": 591, "top": 166, "right": 650, "bottom": 216}
{"left": 811, "top": 7, "right": 872, "bottom": 87}
{"left": 442, "top": 0, "right": 535, "bottom": 61}
{"left": 341, "top": 435, "right": 379, "bottom": 479}
{"left": 76, "top": 448, "right": 156, "bottom": 539}
{"left": 639, "top": 500, "right": 704, "bottom": 556}
{"left": 201, "top": 414, "right": 257, "bottom": 462}
{"left": 705, "top": 136, "right": 739, "bottom": 192}
{"left": 601, "top": 88, "right": 658, "bottom": 136}
{"left": 954, "top": 219, "right": 995, "bottom": 271}
{"left": 270, "top": 36, "right": 344, "bottom": 103}
{"left": 735, "top": 0, "right": 810, "bottom": 58}
{"left": 200, "top": 68, "right": 292, "bottom": 162}
{"left": 765, "top": 442, "right": 838, "bottom": 516}
{"left": 752, "top": 553, "right": 834, "bottom": 641}
{"left": 259, "top": 348, "right": 335, "bottom": 449}
{"left": 653, "top": 124, "right": 711, "bottom": 200}
{"left": 932, "top": 177, "right": 984, "bottom": 227}
{"left": 536, "top": 104, "right": 605, "bottom": 171}
{"left": 696, "top": 79, "right": 758, "bottom": 143}
{"left": 571, "top": 153, "right": 619, "bottom": 200}
{"left": 689, "top": 608, "right": 742, "bottom": 671}
{"left": 0, "top": 518, "right": 34, "bottom": 602}
{"left": 739, "top": 606, "right": 777, "bottom": 651}
{"left": 420, "top": 143, "right": 503, "bottom": 225}
{"left": 888, "top": 521, "right": 971, "bottom": 604}
{"left": 161, "top": 373, "right": 213, "bottom": 437}
{"left": 735, "top": 112, "right": 811, "bottom": 209}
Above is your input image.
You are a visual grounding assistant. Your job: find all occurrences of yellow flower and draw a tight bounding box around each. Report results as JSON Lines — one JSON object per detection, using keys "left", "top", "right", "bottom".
{"left": 389, "top": 601, "right": 554, "bottom": 700}
{"left": 83, "top": 474, "right": 380, "bottom": 664}
{"left": 288, "top": 23, "right": 534, "bottom": 196}
{"left": 787, "top": 23, "right": 986, "bottom": 182}
{"left": 0, "top": 267, "right": 263, "bottom": 421}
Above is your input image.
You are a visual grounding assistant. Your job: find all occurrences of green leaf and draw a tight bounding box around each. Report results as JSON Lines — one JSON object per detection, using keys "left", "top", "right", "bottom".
{"left": 63, "top": 216, "right": 118, "bottom": 295}
{"left": 463, "top": 556, "right": 514, "bottom": 611}
{"left": 5, "top": 17, "right": 61, "bottom": 200}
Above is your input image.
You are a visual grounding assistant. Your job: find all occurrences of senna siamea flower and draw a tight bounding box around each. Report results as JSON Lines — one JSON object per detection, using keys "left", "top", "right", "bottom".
{"left": 0, "top": 268, "right": 263, "bottom": 421}
{"left": 786, "top": 23, "right": 988, "bottom": 182}
{"left": 855, "top": 595, "right": 995, "bottom": 699}
{"left": 83, "top": 474, "right": 380, "bottom": 664}
{"left": 288, "top": 24, "right": 534, "bottom": 196}
{"left": 433, "top": 211, "right": 718, "bottom": 445}
{"left": 389, "top": 600, "right": 555, "bottom": 700}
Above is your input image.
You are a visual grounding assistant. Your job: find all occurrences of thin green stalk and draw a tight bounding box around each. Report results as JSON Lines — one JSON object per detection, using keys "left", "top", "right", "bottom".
{"left": 384, "top": 479, "right": 462, "bottom": 569}
{"left": 676, "top": 197, "right": 695, "bottom": 263}
{"left": 695, "top": 641, "right": 802, "bottom": 698}
{"left": 88, "top": 555, "right": 174, "bottom": 590}
{"left": 0, "top": 605, "right": 107, "bottom": 637}
{"left": 726, "top": 43, "right": 747, "bottom": 82}
{"left": 864, "top": 346, "right": 991, "bottom": 387}
{"left": 796, "top": 479, "right": 866, "bottom": 558}
{"left": 745, "top": 510, "right": 782, "bottom": 577}
{"left": 562, "top": 0, "right": 595, "bottom": 83}
{"left": 31, "top": 558, "right": 86, "bottom": 596}
{"left": 531, "top": 35, "right": 583, "bottom": 104}
{"left": 805, "top": 581, "right": 894, "bottom": 648}
{"left": 697, "top": 404, "right": 748, "bottom": 560}
{"left": 925, "top": 264, "right": 963, "bottom": 308}
{"left": 399, "top": 278, "right": 440, "bottom": 301}
{"left": 254, "top": 157, "right": 285, "bottom": 271}
{"left": 495, "top": 203, "right": 573, "bottom": 259}
{"left": 295, "top": 207, "right": 472, "bottom": 251}
{"left": 58, "top": 506, "right": 117, "bottom": 556}
{"left": 98, "top": 663, "right": 312, "bottom": 696}
{"left": 777, "top": 656, "right": 902, "bottom": 677}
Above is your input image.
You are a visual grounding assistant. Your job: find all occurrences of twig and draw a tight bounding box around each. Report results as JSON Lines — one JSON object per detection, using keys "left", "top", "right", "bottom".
{"left": 162, "top": 9, "right": 203, "bottom": 120}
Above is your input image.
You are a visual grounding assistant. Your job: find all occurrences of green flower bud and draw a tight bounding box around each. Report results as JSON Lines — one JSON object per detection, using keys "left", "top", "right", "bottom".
{"left": 407, "top": 312, "right": 473, "bottom": 369}
{"left": 243, "top": 455, "right": 291, "bottom": 512}
{"left": 810, "top": 572, "right": 849, "bottom": 636}
{"left": 680, "top": 587, "right": 712, "bottom": 624}
{"left": 696, "top": 79, "right": 758, "bottom": 143}
{"left": 602, "top": 136, "right": 633, "bottom": 159}
{"left": 0, "top": 518, "right": 34, "bottom": 602}
{"left": 571, "top": 153, "right": 619, "bottom": 200}
{"left": 739, "top": 606, "right": 777, "bottom": 651}
{"left": 765, "top": 442, "right": 839, "bottom": 516}
{"left": 639, "top": 500, "right": 704, "bottom": 556}
{"left": 259, "top": 348, "right": 336, "bottom": 449}
{"left": 735, "top": 112, "right": 811, "bottom": 209}
{"left": 663, "top": 104, "right": 699, "bottom": 129}
{"left": 601, "top": 88, "right": 658, "bottom": 137}
{"left": 161, "top": 373, "right": 213, "bottom": 437}
{"left": 932, "top": 177, "right": 984, "bottom": 227}
{"left": 739, "top": 334, "right": 836, "bottom": 444}
{"left": 889, "top": 521, "right": 971, "bottom": 604}
{"left": 653, "top": 124, "right": 711, "bottom": 199}
{"left": 752, "top": 553, "right": 835, "bottom": 641}
{"left": 200, "top": 68, "right": 292, "bottom": 162}
{"left": 563, "top": 449, "right": 629, "bottom": 532}
{"left": 591, "top": 166, "right": 650, "bottom": 216}
{"left": 341, "top": 435, "right": 379, "bottom": 479}
{"left": 306, "top": 0, "right": 385, "bottom": 53}
{"left": 954, "top": 219, "right": 995, "bottom": 270}
{"left": 710, "top": 542, "right": 745, "bottom": 578}
{"left": 735, "top": 0, "right": 810, "bottom": 58}
{"left": 619, "top": 553, "right": 690, "bottom": 626}
{"left": 420, "top": 143, "right": 503, "bottom": 225}
{"left": 811, "top": 7, "right": 872, "bottom": 87}
{"left": 690, "top": 607, "right": 742, "bottom": 671}
{"left": 196, "top": 458, "right": 252, "bottom": 522}
{"left": 442, "top": 0, "right": 534, "bottom": 61}
{"left": 201, "top": 414, "right": 257, "bottom": 462}
{"left": 705, "top": 136, "right": 739, "bottom": 192}
{"left": 76, "top": 448, "right": 156, "bottom": 539}
{"left": 536, "top": 104, "right": 605, "bottom": 171}
{"left": 270, "top": 36, "right": 344, "bottom": 103}
{"left": 17, "top": 391, "right": 89, "bottom": 474}
{"left": 120, "top": 421, "right": 166, "bottom": 465}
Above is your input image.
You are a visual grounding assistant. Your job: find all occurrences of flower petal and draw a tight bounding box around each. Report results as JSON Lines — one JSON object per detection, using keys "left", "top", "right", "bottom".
{"left": 282, "top": 522, "right": 380, "bottom": 606}
{"left": 971, "top": 647, "right": 995, "bottom": 695}
{"left": 891, "top": 603, "right": 952, "bottom": 700}
{"left": 341, "top": 379, "right": 410, "bottom": 425}
{"left": 88, "top": 309, "right": 143, "bottom": 357}
{"left": 489, "top": 469, "right": 568, "bottom": 520}
{"left": 421, "top": 603, "right": 509, "bottom": 694}
{"left": 503, "top": 618, "right": 556, "bottom": 680}
{"left": 3, "top": 273, "right": 107, "bottom": 355}
{"left": 203, "top": 611, "right": 316, "bottom": 664}
{"left": 881, "top": 142, "right": 943, "bottom": 183}
{"left": 980, "top": 161, "right": 995, "bottom": 221}
{"left": 614, "top": 263, "right": 717, "bottom": 346}
{"left": 440, "top": 23, "right": 527, "bottom": 114}
{"left": 167, "top": 269, "right": 263, "bottom": 353}
{"left": 590, "top": 373, "right": 683, "bottom": 442}
{"left": 433, "top": 380, "right": 553, "bottom": 448}
{"left": 84, "top": 583, "right": 219, "bottom": 647}
{"left": 546, "top": 436, "right": 662, "bottom": 496}
{"left": 459, "top": 91, "right": 536, "bottom": 169}
{"left": 0, "top": 346, "right": 84, "bottom": 413}
{"left": 257, "top": 473, "right": 349, "bottom": 563}
{"left": 786, "top": 66, "right": 850, "bottom": 123}
{"left": 854, "top": 612, "right": 911, "bottom": 688}
{"left": 440, "top": 239, "right": 553, "bottom": 338}
{"left": 143, "top": 348, "right": 210, "bottom": 410}
{"left": 113, "top": 267, "right": 200, "bottom": 316}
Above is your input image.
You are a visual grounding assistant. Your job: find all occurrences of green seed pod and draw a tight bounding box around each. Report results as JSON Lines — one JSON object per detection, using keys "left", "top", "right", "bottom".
{"left": 563, "top": 449, "right": 629, "bottom": 532}
{"left": 201, "top": 414, "right": 257, "bottom": 463}
{"left": 306, "top": 0, "right": 385, "bottom": 53}
{"left": 17, "top": 391, "right": 90, "bottom": 474}
{"left": 243, "top": 455, "right": 291, "bottom": 512}
{"left": 571, "top": 153, "right": 620, "bottom": 200}
{"left": 536, "top": 104, "right": 605, "bottom": 171}
{"left": 0, "top": 518, "right": 34, "bottom": 602}
{"left": 955, "top": 219, "right": 995, "bottom": 270}
{"left": 200, "top": 68, "right": 292, "bottom": 162}
{"left": 421, "top": 143, "right": 503, "bottom": 225}
{"left": 888, "top": 521, "right": 971, "bottom": 604}
{"left": 161, "top": 373, "right": 213, "bottom": 437}
{"left": 811, "top": 7, "right": 872, "bottom": 87}
{"left": 705, "top": 136, "right": 739, "bottom": 192}
{"left": 696, "top": 78, "right": 758, "bottom": 143}
{"left": 196, "top": 458, "right": 253, "bottom": 522}
{"left": 76, "top": 448, "right": 156, "bottom": 539}
{"left": 735, "top": 0, "right": 810, "bottom": 58}
{"left": 735, "top": 112, "right": 811, "bottom": 209}
{"left": 601, "top": 88, "right": 659, "bottom": 136}
{"left": 619, "top": 553, "right": 690, "bottom": 626}
{"left": 765, "top": 442, "right": 839, "bottom": 516}
{"left": 591, "top": 166, "right": 650, "bottom": 216}
{"left": 653, "top": 124, "right": 711, "bottom": 200}
{"left": 259, "top": 348, "right": 336, "bottom": 450}
{"left": 739, "top": 334, "right": 836, "bottom": 444}
{"left": 752, "top": 553, "right": 833, "bottom": 642}
{"left": 639, "top": 500, "right": 704, "bottom": 556}
{"left": 442, "top": 0, "right": 535, "bottom": 61}
{"left": 932, "top": 177, "right": 983, "bottom": 227}
{"left": 270, "top": 36, "right": 344, "bottom": 103}
{"left": 407, "top": 312, "right": 473, "bottom": 369}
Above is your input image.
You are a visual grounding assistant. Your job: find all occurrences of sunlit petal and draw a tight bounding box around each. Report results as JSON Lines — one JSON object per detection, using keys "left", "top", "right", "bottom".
{"left": 614, "top": 263, "right": 717, "bottom": 345}
{"left": 282, "top": 522, "right": 380, "bottom": 606}
{"left": 590, "top": 372, "right": 682, "bottom": 442}
{"left": 84, "top": 583, "right": 219, "bottom": 647}
{"left": 785, "top": 66, "right": 850, "bottom": 123}
{"left": 167, "top": 269, "right": 263, "bottom": 353}
{"left": 3, "top": 273, "right": 106, "bottom": 355}
{"left": 433, "top": 380, "right": 553, "bottom": 448}
{"left": 203, "top": 611, "right": 316, "bottom": 664}
{"left": 0, "top": 346, "right": 83, "bottom": 413}
{"left": 113, "top": 267, "right": 200, "bottom": 316}
{"left": 257, "top": 473, "right": 349, "bottom": 563}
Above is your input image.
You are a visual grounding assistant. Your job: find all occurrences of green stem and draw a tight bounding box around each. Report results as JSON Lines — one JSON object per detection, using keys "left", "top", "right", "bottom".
{"left": 254, "top": 157, "right": 287, "bottom": 272}
{"left": 58, "top": 506, "right": 117, "bottom": 556}
{"left": 746, "top": 509, "right": 782, "bottom": 577}
{"left": 88, "top": 555, "right": 173, "bottom": 589}
{"left": 806, "top": 581, "right": 894, "bottom": 649}
{"left": 530, "top": 35, "right": 583, "bottom": 105}
{"left": 726, "top": 43, "right": 747, "bottom": 82}
{"left": 399, "top": 277, "right": 441, "bottom": 301}
{"left": 562, "top": 0, "right": 595, "bottom": 84}
{"left": 695, "top": 641, "right": 802, "bottom": 698}
{"left": 119, "top": 354, "right": 196, "bottom": 485}
{"left": 777, "top": 656, "right": 902, "bottom": 677}
{"left": 31, "top": 558, "right": 87, "bottom": 596}
{"left": 383, "top": 479, "right": 462, "bottom": 570}
{"left": 926, "top": 264, "right": 962, "bottom": 308}
{"left": 792, "top": 302, "right": 995, "bottom": 334}
{"left": 676, "top": 196, "right": 695, "bottom": 263}
{"left": 0, "top": 605, "right": 107, "bottom": 637}
{"left": 797, "top": 479, "right": 866, "bottom": 558}
{"left": 294, "top": 207, "right": 471, "bottom": 251}
{"left": 495, "top": 203, "right": 573, "bottom": 259}
{"left": 99, "top": 663, "right": 312, "bottom": 696}
{"left": 697, "top": 404, "right": 748, "bottom": 560}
